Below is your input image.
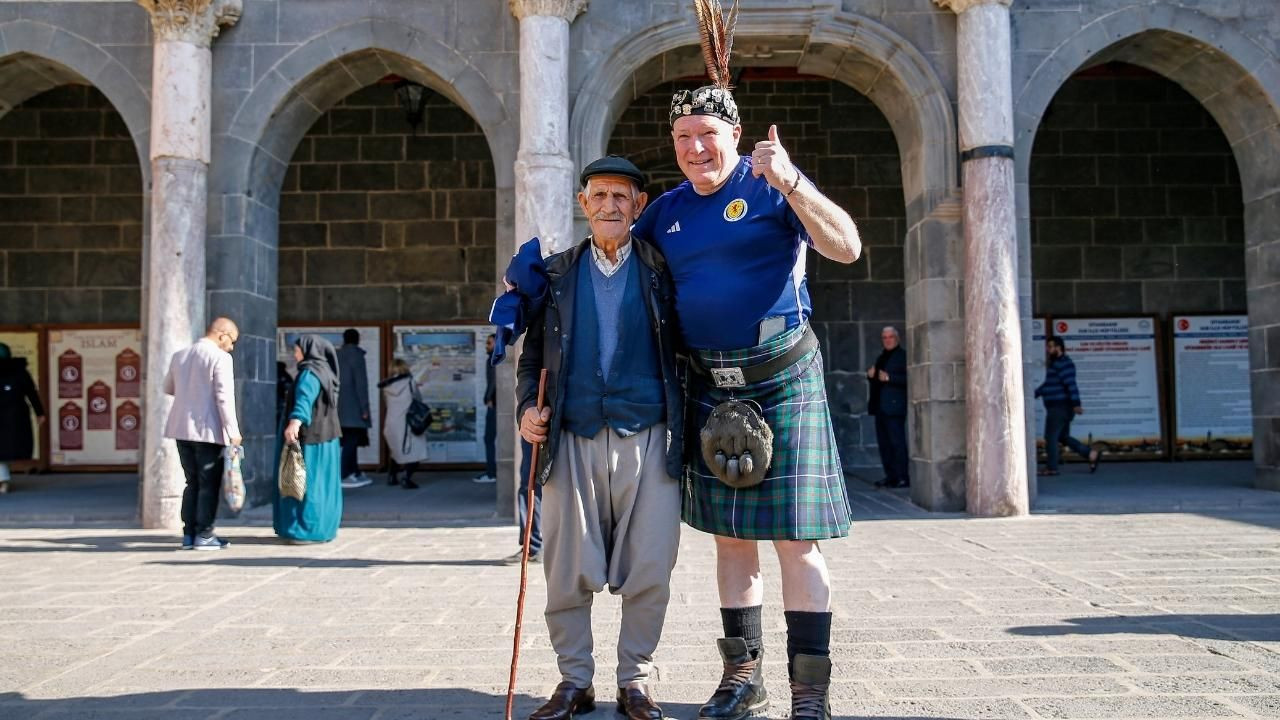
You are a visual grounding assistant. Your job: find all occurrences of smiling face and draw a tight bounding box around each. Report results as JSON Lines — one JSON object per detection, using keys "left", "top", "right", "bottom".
{"left": 671, "top": 114, "right": 742, "bottom": 195}
{"left": 578, "top": 175, "right": 648, "bottom": 245}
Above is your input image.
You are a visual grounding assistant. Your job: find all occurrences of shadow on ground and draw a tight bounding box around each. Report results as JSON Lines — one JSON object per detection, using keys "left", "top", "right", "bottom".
{"left": 0, "top": 687, "right": 965, "bottom": 720}
{"left": 1009, "top": 614, "right": 1280, "bottom": 643}
{"left": 146, "top": 556, "right": 507, "bottom": 568}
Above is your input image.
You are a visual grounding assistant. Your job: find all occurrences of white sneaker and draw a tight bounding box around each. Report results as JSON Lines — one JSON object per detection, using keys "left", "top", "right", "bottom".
{"left": 341, "top": 475, "right": 372, "bottom": 489}
{"left": 472, "top": 474, "right": 496, "bottom": 484}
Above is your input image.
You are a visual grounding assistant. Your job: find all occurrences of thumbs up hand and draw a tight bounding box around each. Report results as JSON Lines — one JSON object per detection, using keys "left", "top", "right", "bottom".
{"left": 751, "top": 124, "right": 801, "bottom": 195}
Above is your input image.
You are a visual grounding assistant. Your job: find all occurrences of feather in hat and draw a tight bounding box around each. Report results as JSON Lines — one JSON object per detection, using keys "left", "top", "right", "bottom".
{"left": 691, "top": 0, "right": 739, "bottom": 90}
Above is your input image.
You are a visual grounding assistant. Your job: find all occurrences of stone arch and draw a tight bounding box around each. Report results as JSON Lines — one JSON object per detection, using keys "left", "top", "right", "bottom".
{"left": 218, "top": 19, "right": 513, "bottom": 203}
{"left": 0, "top": 21, "right": 151, "bottom": 177}
{"left": 1014, "top": 5, "right": 1280, "bottom": 490}
{"left": 569, "top": 10, "right": 957, "bottom": 224}
{"left": 572, "top": 10, "right": 971, "bottom": 510}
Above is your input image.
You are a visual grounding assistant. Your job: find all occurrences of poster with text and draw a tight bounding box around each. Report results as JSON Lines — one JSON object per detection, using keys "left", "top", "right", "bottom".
{"left": 278, "top": 326, "right": 383, "bottom": 467}
{"left": 1042, "top": 317, "right": 1164, "bottom": 458}
{"left": 1172, "top": 315, "right": 1252, "bottom": 457}
{"left": 1029, "top": 319, "right": 1048, "bottom": 456}
{"left": 46, "top": 328, "right": 142, "bottom": 467}
{"left": 0, "top": 331, "right": 43, "bottom": 463}
{"left": 391, "top": 325, "right": 490, "bottom": 464}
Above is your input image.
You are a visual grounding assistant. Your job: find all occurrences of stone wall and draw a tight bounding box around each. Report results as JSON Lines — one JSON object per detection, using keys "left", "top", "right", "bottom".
{"left": 277, "top": 83, "right": 497, "bottom": 325}
{"left": 1030, "top": 64, "right": 1246, "bottom": 317}
{"left": 608, "top": 74, "right": 907, "bottom": 469}
{"left": 0, "top": 85, "right": 143, "bottom": 325}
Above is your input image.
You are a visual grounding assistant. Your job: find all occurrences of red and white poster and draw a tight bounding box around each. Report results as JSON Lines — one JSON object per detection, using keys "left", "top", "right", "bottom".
{"left": 1030, "top": 317, "right": 1164, "bottom": 458}
{"left": 1172, "top": 315, "right": 1252, "bottom": 457}
{"left": 116, "top": 401, "right": 141, "bottom": 451}
{"left": 47, "top": 328, "right": 143, "bottom": 467}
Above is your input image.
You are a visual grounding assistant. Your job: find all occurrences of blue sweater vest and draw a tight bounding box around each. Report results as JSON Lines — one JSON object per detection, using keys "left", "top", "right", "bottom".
{"left": 560, "top": 252, "right": 665, "bottom": 438}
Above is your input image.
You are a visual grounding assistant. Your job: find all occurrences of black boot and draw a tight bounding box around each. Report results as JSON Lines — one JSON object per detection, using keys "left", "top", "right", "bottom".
{"left": 788, "top": 654, "right": 831, "bottom": 720}
{"left": 401, "top": 473, "right": 419, "bottom": 489}
{"left": 697, "top": 638, "right": 768, "bottom": 720}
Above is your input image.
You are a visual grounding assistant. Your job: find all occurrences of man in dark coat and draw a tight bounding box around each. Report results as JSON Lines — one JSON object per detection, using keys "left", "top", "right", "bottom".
{"left": 0, "top": 343, "right": 46, "bottom": 494}
{"left": 336, "top": 329, "right": 372, "bottom": 489}
{"left": 867, "top": 326, "right": 909, "bottom": 488}
{"left": 517, "top": 155, "right": 684, "bottom": 720}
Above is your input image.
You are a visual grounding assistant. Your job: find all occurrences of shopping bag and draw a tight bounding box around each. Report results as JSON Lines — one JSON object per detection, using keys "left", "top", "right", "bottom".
{"left": 278, "top": 441, "right": 307, "bottom": 501}
{"left": 222, "top": 445, "right": 246, "bottom": 512}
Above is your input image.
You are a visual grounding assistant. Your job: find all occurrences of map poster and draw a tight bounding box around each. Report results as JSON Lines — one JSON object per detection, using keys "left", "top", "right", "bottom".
{"left": 46, "top": 328, "right": 143, "bottom": 468}
{"left": 0, "top": 330, "right": 44, "bottom": 464}
{"left": 391, "top": 325, "right": 490, "bottom": 464}
{"left": 278, "top": 326, "right": 383, "bottom": 467}
{"left": 1035, "top": 317, "right": 1165, "bottom": 459}
{"left": 1172, "top": 315, "right": 1252, "bottom": 458}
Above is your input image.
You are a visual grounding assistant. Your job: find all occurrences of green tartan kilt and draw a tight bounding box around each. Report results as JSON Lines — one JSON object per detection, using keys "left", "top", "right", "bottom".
{"left": 682, "top": 325, "right": 851, "bottom": 541}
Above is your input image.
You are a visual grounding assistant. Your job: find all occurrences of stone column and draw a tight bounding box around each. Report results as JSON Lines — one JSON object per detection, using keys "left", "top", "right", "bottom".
{"left": 935, "top": 0, "right": 1028, "bottom": 516}
{"left": 510, "top": 0, "right": 586, "bottom": 255}
{"left": 137, "top": 0, "right": 242, "bottom": 529}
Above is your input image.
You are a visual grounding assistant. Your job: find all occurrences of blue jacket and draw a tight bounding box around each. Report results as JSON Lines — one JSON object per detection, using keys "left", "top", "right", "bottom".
{"left": 517, "top": 237, "right": 684, "bottom": 484}
{"left": 1035, "top": 354, "right": 1082, "bottom": 409}
{"left": 336, "top": 344, "right": 370, "bottom": 428}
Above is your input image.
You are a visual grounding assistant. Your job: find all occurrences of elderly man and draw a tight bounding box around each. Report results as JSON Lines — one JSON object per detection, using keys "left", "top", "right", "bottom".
{"left": 868, "top": 326, "right": 909, "bottom": 489}
{"left": 517, "top": 155, "right": 684, "bottom": 720}
{"left": 629, "top": 13, "right": 860, "bottom": 716}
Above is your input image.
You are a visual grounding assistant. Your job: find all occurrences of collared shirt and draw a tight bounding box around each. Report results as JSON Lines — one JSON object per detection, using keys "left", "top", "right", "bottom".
{"left": 590, "top": 238, "right": 633, "bottom": 278}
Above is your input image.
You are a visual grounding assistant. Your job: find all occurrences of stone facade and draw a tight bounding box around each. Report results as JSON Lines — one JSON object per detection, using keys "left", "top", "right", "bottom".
{"left": 1031, "top": 65, "right": 1246, "bottom": 318}
{"left": 278, "top": 84, "right": 497, "bottom": 324}
{"left": 0, "top": 86, "right": 142, "bottom": 325}
{"left": 1, "top": 0, "right": 1278, "bottom": 519}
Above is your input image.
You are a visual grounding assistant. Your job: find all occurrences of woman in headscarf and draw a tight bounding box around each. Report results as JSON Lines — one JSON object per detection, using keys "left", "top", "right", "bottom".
{"left": 0, "top": 343, "right": 45, "bottom": 494}
{"left": 274, "top": 335, "right": 343, "bottom": 543}
{"left": 378, "top": 358, "right": 430, "bottom": 489}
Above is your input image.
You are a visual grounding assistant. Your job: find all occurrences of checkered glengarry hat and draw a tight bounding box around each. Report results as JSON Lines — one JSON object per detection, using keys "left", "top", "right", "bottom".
{"left": 669, "top": 85, "right": 740, "bottom": 127}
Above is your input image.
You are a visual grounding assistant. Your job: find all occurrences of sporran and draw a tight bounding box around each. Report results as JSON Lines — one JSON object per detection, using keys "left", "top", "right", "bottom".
{"left": 700, "top": 398, "right": 773, "bottom": 489}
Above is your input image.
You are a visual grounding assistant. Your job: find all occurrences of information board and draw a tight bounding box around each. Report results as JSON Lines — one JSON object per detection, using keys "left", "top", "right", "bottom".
{"left": 278, "top": 326, "right": 383, "bottom": 467}
{"left": 391, "top": 325, "right": 490, "bottom": 464}
{"left": 46, "top": 328, "right": 143, "bottom": 468}
{"left": 1029, "top": 318, "right": 1048, "bottom": 456}
{"left": 1032, "top": 317, "right": 1164, "bottom": 459}
{"left": 0, "top": 330, "right": 44, "bottom": 464}
{"left": 1172, "top": 315, "right": 1252, "bottom": 457}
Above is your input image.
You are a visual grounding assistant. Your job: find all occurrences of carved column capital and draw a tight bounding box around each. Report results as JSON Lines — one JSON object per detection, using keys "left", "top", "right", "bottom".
{"left": 509, "top": 0, "right": 588, "bottom": 22}
{"left": 137, "top": 0, "right": 243, "bottom": 46}
{"left": 933, "top": 0, "right": 1010, "bottom": 13}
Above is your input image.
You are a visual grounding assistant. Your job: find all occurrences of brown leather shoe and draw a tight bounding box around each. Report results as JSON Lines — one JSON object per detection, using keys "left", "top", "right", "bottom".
{"left": 529, "top": 681, "right": 595, "bottom": 720}
{"left": 616, "top": 685, "right": 663, "bottom": 720}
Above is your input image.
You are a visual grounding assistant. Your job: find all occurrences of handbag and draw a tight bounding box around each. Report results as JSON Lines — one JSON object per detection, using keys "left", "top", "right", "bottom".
{"left": 222, "top": 445, "right": 246, "bottom": 513}
{"left": 278, "top": 441, "right": 307, "bottom": 501}
{"left": 406, "top": 381, "right": 433, "bottom": 436}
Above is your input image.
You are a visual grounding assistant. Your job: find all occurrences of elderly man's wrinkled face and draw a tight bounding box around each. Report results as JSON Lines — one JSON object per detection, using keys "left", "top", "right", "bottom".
{"left": 881, "top": 329, "right": 899, "bottom": 351}
{"left": 578, "top": 176, "right": 647, "bottom": 244}
{"left": 672, "top": 114, "right": 742, "bottom": 195}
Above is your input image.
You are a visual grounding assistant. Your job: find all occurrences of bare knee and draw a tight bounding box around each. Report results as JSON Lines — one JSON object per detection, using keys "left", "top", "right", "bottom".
{"left": 773, "top": 540, "right": 824, "bottom": 567}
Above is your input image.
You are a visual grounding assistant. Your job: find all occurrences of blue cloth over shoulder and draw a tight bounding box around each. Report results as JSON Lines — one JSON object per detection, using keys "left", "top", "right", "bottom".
{"left": 488, "top": 237, "right": 548, "bottom": 365}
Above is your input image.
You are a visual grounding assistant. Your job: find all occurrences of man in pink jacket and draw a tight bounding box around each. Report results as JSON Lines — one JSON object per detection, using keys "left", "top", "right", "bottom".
{"left": 163, "top": 317, "right": 242, "bottom": 550}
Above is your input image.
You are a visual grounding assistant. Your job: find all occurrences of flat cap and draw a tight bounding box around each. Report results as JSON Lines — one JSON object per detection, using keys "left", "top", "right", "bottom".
{"left": 580, "top": 155, "right": 646, "bottom": 189}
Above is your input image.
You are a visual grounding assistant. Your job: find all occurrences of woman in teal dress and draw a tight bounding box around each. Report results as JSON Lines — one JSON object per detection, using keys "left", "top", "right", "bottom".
{"left": 274, "top": 335, "right": 343, "bottom": 543}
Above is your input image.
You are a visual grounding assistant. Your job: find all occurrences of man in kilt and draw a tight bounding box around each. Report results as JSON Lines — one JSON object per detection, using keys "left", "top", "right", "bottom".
{"left": 630, "top": 6, "right": 861, "bottom": 718}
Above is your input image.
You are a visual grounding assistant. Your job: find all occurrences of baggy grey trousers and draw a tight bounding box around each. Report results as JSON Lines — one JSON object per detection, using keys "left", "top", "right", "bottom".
{"left": 541, "top": 423, "right": 681, "bottom": 688}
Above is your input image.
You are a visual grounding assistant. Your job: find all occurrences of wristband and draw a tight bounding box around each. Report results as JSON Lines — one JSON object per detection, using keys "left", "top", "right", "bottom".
{"left": 784, "top": 171, "right": 802, "bottom": 197}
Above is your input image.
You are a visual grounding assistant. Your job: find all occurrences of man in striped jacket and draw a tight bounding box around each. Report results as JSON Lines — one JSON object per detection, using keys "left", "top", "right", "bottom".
{"left": 1034, "top": 336, "right": 1101, "bottom": 475}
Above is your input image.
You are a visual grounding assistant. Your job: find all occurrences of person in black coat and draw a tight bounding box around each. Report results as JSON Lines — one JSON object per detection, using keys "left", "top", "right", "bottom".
{"left": 866, "top": 326, "right": 909, "bottom": 488}
{"left": 0, "top": 343, "right": 46, "bottom": 494}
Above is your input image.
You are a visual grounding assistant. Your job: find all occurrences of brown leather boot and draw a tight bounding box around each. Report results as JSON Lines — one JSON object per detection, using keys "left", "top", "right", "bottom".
{"left": 528, "top": 681, "right": 595, "bottom": 720}
{"left": 788, "top": 654, "right": 831, "bottom": 720}
{"left": 698, "top": 637, "right": 768, "bottom": 720}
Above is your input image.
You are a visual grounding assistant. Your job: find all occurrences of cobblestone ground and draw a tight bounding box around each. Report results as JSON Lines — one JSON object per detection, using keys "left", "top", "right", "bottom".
{"left": 1, "top": 487, "right": 1278, "bottom": 719}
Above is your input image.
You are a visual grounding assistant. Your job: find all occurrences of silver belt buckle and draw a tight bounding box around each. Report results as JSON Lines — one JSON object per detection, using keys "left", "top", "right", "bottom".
{"left": 710, "top": 367, "right": 746, "bottom": 388}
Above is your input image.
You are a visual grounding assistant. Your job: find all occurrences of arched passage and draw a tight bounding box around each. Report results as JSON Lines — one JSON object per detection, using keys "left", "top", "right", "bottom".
{"left": 207, "top": 22, "right": 515, "bottom": 502}
{"left": 573, "top": 12, "right": 972, "bottom": 510}
{"left": 1015, "top": 7, "right": 1280, "bottom": 491}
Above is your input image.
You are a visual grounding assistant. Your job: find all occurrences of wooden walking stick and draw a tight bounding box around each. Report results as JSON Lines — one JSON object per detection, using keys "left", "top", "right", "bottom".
{"left": 505, "top": 368, "right": 548, "bottom": 720}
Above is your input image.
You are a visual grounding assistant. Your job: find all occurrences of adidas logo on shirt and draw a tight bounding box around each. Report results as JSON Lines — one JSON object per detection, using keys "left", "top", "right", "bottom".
{"left": 666, "top": 221, "right": 682, "bottom": 234}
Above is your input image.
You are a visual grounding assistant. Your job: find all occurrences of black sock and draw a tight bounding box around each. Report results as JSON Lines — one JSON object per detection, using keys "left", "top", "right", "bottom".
{"left": 784, "top": 610, "right": 832, "bottom": 673}
{"left": 720, "top": 606, "right": 763, "bottom": 658}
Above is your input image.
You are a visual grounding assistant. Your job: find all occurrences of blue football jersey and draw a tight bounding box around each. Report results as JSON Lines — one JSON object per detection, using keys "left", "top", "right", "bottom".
{"left": 633, "top": 156, "right": 811, "bottom": 351}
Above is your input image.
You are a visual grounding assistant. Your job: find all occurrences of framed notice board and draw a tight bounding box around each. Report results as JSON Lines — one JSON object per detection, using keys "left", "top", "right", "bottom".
{"left": 46, "top": 326, "right": 143, "bottom": 470}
